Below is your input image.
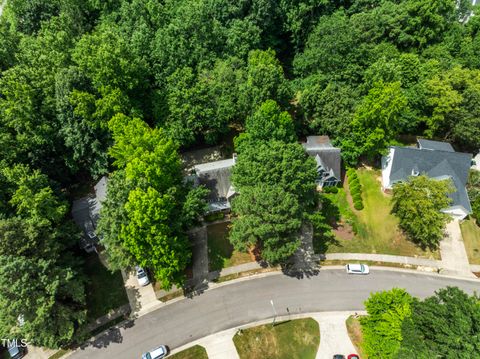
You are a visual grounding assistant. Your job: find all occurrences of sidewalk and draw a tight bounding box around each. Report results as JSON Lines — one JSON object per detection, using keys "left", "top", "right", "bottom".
{"left": 325, "top": 253, "right": 441, "bottom": 268}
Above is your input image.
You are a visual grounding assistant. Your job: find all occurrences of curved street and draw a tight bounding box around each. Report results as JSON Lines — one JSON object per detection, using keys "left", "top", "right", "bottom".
{"left": 71, "top": 269, "right": 480, "bottom": 359}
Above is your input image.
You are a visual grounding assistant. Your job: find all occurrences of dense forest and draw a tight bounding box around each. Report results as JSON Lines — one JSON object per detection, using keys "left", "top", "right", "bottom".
{"left": 0, "top": 0, "right": 480, "bottom": 348}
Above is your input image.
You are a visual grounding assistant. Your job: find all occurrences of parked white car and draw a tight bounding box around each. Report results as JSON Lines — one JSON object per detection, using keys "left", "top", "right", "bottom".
{"left": 142, "top": 345, "right": 168, "bottom": 359}
{"left": 135, "top": 266, "right": 150, "bottom": 286}
{"left": 345, "top": 264, "right": 370, "bottom": 275}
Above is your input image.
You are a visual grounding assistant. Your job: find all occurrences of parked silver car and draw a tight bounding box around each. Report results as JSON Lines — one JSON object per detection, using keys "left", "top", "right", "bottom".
{"left": 142, "top": 345, "right": 168, "bottom": 359}
{"left": 135, "top": 266, "right": 150, "bottom": 286}
{"left": 345, "top": 264, "right": 370, "bottom": 275}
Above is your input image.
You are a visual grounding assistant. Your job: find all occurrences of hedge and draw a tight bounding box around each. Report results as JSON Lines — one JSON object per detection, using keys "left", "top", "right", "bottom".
{"left": 323, "top": 186, "right": 339, "bottom": 194}
{"left": 354, "top": 200, "right": 364, "bottom": 210}
{"left": 347, "top": 168, "right": 363, "bottom": 211}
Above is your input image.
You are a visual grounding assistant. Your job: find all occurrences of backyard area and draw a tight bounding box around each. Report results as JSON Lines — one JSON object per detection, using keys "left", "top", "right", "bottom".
{"left": 233, "top": 318, "right": 320, "bottom": 359}
{"left": 460, "top": 218, "right": 480, "bottom": 264}
{"left": 83, "top": 254, "right": 129, "bottom": 321}
{"left": 207, "top": 222, "right": 253, "bottom": 271}
{"left": 318, "top": 169, "right": 439, "bottom": 259}
{"left": 170, "top": 345, "right": 208, "bottom": 359}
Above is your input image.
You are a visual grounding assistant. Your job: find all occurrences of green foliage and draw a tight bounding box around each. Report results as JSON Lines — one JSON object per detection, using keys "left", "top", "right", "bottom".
{"left": 397, "top": 287, "right": 480, "bottom": 358}
{"left": 232, "top": 141, "right": 317, "bottom": 206}
{"left": 347, "top": 169, "right": 364, "bottom": 211}
{"left": 0, "top": 255, "right": 86, "bottom": 348}
{"left": 230, "top": 185, "right": 302, "bottom": 263}
{"left": 322, "top": 186, "right": 338, "bottom": 194}
{"left": 360, "top": 288, "right": 413, "bottom": 359}
{"left": 230, "top": 141, "right": 317, "bottom": 263}
{"left": 99, "top": 115, "right": 206, "bottom": 289}
{"left": 392, "top": 175, "right": 454, "bottom": 249}
{"left": 235, "top": 99, "right": 296, "bottom": 151}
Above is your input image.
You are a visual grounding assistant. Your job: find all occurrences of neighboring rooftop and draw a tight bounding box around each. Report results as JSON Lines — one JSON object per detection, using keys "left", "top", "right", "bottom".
{"left": 387, "top": 142, "right": 472, "bottom": 213}
{"left": 303, "top": 136, "right": 341, "bottom": 183}
{"left": 417, "top": 138, "right": 455, "bottom": 152}
{"left": 303, "top": 135, "right": 336, "bottom": 150}
{"left": 194, "top": 158, "right": 236, "bottom": 209}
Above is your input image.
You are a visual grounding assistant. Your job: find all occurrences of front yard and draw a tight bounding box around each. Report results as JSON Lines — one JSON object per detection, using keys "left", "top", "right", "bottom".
{"left": 170, "top": 345, "right": 208, "bottom": 359}
{"left": 233, "top": 318, "right": 320, "bottom": 359}
{"left": 318, "top": 169, "right": 438, "bottom": 259}
{"left": 460, "top": 218, "right": 480, "bottom": 264}
{"left": 84, "top": 255, "right": 129, "bottom": 321}
{"left": 207, "top": 222, "right": 253, "bottom": 271}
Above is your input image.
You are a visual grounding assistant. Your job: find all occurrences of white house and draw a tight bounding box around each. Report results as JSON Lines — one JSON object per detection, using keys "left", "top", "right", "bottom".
{"left": 381, "top": 139, "right": 473, "bottom": 220}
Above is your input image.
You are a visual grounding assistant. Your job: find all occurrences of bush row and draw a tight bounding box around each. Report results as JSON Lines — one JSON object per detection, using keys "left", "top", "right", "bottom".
{"left": 347, "top": 168, "right": 364, "bottom": 210}
{"left": 322, "top": 185, "right": 339, "bottom": 194}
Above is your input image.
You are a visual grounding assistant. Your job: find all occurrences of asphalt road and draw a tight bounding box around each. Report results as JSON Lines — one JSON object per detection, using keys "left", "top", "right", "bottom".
{"left": 71, "top": 269, "right": 480, "bottom": 359}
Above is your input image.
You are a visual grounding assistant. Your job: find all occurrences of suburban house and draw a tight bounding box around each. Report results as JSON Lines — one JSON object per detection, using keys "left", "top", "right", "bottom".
{"left": 192, "top": 156, "right": 237, "bottom": 214}
{"left": 191, "top": 135, "right": 342, "bottom": 214}
{"left": 381, "top": 139, "right": 473, "bottom": 220}
{"left": 71, "top": 176, "right": 108, "bottom": 252}
{"left": 302, "top": 136, "right": 342, "bottom": 188}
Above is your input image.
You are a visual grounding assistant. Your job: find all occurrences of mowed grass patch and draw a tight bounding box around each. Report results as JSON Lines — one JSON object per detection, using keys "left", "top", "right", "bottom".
{"left": 233, "top": 318, "right": 320, "bottom": 359}
{"left": 207, "top": 222, "right": 252, "bottom": 271}
{"left": 460, "top": 218, "right": 480, "bottom": 264}
{"left": 84, "top": 255, "right": 129, "bottom": 321}
{"left": 346, "top": 316, "right": 367, "bottom": 358}
{"left": 323, "top": 169, "right": 438, "bottom": 259}
{"left": 169, "top": 345, "right": 208, "bottom": 359}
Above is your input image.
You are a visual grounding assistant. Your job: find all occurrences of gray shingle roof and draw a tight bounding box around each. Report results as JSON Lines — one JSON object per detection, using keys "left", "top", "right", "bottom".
{"left": 417, "top": 139, "right": 455, "bottom": 152}
{"left": 303, "top": 136, "right": 341, "bottom": 181}
{"left": 194, "top": 159, "right": 235, "bottom": 203}
{"left": 389, "top": 146, "right": 472, "bottom": 212}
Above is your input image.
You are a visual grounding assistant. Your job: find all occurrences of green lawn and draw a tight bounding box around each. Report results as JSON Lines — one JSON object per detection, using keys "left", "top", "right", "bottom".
{"left": 207, "top": 222, "right": 252, "bottom": 271}
{"left": 460, "top": 218, "right": 480, "bottom": 264}
{"left": 318, "top": 169, "right": 438, "bottom": 259}
{"left": 169, "top": 345, "right": 208, "bottom": 359}
{"left": 346, "top": 316, "right": 367, "bottom": 358}
{"left": 84, "top": 255, "right": 129, "bottom": 321}
{"left": 233, "top": 318, "right": 320, "bottom": 359}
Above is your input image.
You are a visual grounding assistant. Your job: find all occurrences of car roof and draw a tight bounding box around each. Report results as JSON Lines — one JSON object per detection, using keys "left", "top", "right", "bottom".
{"left": 348, "top": 264, "right": 362, "bottom": 270}
{"left": 150, "top": 346, "right": 166, "bottom": 356}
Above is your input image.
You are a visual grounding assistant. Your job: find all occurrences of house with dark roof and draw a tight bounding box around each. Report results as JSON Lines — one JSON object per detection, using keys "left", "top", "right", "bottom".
{"left": 381, "top": 139, "right": 473, "bottom": 220}
{"left": 302, "top": 136, "right": 341, "bottom": 188}
{"left": 192, "top": 156, "right": 237, "bottom": 213}
{"left": 71, "top": 176, "right": 108, "bottom": 252}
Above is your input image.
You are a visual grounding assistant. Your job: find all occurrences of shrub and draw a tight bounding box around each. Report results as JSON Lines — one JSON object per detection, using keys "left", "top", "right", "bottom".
{"left": 354, "top": 200, "right": 364, "bottom": 210}
{"left": 204, "top": 211, "right": 225, "bottom": 222}
{"left": 352, "top": 193, "right": 362, "bottom": 203}
{"left": 323, "top": 186, "right": 339, "bottom": 194}
{"left": 350, "top": 182, "right": 361, "bottom": 194}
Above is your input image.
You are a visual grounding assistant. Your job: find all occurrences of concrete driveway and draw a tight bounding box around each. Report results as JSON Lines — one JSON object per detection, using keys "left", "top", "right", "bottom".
{"left": 122, "top": 269, "right": 159, "bottom": 315}
{"left": 313, "top": 312, "right": 358, "bottom": 359}
{"left": 440, "top": 220, "right": 475, "bottom": 277}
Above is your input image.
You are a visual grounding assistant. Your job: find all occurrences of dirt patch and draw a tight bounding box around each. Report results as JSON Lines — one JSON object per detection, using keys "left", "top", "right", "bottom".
{"left": 333, "top": 222, "right": 355, "bottom": 240}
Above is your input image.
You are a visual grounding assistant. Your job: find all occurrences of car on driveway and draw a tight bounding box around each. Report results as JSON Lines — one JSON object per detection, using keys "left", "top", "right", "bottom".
{"left": 142, "top": 345, "right": 168, "bottom": 359}
{"left": 345, "top": 264, "right": 369, "bottom": 275}
{"left": 135, "top": 266, "right": 150, "bottom": 286}
{"left": 333, "top": 355, "right": 346, "bottom": 359}
{"left": 348, "top": 354, "right": 360, "bottom": 359}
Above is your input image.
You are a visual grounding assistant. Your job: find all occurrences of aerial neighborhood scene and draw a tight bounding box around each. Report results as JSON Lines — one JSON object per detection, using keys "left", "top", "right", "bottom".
{"left": 1, "top": 0, "right": 480, "bottom": 358}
